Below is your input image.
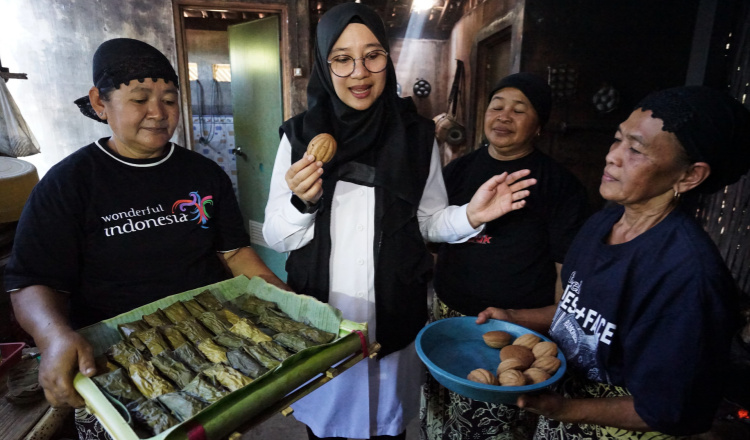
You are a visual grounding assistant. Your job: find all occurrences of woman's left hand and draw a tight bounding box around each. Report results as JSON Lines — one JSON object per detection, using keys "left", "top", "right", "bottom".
{"left": 466, "top": 169, "right": 536, "bottom": 228}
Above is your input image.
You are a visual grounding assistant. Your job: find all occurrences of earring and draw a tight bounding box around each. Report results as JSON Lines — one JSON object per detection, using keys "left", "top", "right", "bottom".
{"left": 98, "top": 112, "right": 104, "bottom": 117}
{"left": 674, "top": 189, "right": 681, "bottom": 200}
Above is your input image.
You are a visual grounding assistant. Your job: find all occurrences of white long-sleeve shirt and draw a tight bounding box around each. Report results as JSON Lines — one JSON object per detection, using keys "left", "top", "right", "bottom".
{"left": 262, "top": 135, "right": 481, "bottom": 437}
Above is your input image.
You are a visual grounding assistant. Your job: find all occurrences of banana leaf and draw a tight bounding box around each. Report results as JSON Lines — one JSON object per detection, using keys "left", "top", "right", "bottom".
{"left": 158, "top": 325, "right": 188, "bottom": 350}
{"left": 132, "top": 399, "right": 178, "bottom": 436}
{"left": 133, "top": 328, "right": 170, "bottom": 357}
{"left": 196, "top": 339, "right": 228, "bottom": 364}
{"left": 273, "top": 332, "right": 317, "bottom": 353}
{"left": 106, "top": 340, "right": 145, "bottom": 369}
{"left": 128, "top": 361, "right": 175, "bottom": 400}
{"left": 118, "top": 320, "right": 150, "bottom": 338}
{"left": 92, "top": 368, "right": 145, "bottom": 406}
{"left": 226, "top": 349, "right": 268, "bottom": 379}
{"left": 142, "top": 309, "right": 171, "bottom": 328}
{"left": 156, "top": 392, "right": 207, "bottom": 422}
{"left": 172, "top": 343, "right": 213, "bottom": 374}
{"left": 194, "top": 290, "right": 224, "bottom": 311}
{"left": 201, "top": 364, "right": 253, "bottom": 392}
{"left": 181, "top": 299, "right": 206, "bottom": 318}
{"left": 229, "top": 318, "right": 272, "bottom": 344}
{"left": 174, "top": 318, "right": 213, "bottom": 343}
{"left": 197, "top": 311, "right": 232, "bottom": 335}
{"left": 242, "top": 345, "right": 280, "bottom": 370}
{"left": 163, "top": 302, "right": 192, "bottom": 324}
{"left": 182, "top": 375, "right": 228, "bottom": 404}
{"left": 234, "top": 294, "right": 277, "bottom": 316}
{"left": 151, "top": 351, "right": 195, "bottom": 389}
{"left": 259, "top": 341, "right": 292, "bottom": 362}
{"left": 213, "top": 332, "right": 251, "bottom": 350}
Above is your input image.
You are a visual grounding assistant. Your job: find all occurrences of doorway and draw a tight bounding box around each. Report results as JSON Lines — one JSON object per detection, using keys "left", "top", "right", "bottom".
{"left": 473, "top": 29, "right": 512, "bottom": 149}
{"left": 173, "top": 1, "right": 291, "bottom": 279}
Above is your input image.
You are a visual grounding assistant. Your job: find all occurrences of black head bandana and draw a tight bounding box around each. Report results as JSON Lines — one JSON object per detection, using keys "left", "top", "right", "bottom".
{"left": 281, "top": 2, "right": 424, "bottom": 204}
{"left": 74, "top": 38, "right": 179, "bottom": 124}
{"left": 488, "top": 72, "right": 552, "bottom": 127}
{"left": 637, "top": 86, "right": 750, "bottom": 194}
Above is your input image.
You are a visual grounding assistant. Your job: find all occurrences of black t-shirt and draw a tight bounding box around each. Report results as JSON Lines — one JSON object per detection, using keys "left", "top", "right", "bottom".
{"left": 4, "top": 139, "right": 250, "bottom": 328}
{"left": 434, "top": 147, "right": 589, "bottom": 315}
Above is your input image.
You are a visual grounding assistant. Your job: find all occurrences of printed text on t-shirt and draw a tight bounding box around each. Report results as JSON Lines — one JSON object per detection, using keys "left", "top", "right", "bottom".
{"left": 560, "top": 271, "right": 617, "bottom": 345}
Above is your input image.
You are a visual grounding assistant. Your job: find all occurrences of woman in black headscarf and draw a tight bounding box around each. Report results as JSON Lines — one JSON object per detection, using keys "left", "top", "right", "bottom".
{"left": 477, "top": 86, "right": 750, "bottom": 438}
{"left": 263, "top": 3, "right": 535, "bottom": 439}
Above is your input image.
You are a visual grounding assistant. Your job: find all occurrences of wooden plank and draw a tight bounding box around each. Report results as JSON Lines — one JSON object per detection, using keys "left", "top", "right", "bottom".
{"left": 0, "top": 373, "right": 50, "bottom": 440}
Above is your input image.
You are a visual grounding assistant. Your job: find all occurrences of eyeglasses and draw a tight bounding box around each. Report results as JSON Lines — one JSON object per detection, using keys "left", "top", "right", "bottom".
{"left": 327, "top": 50, "right": 389, "bottom": 78}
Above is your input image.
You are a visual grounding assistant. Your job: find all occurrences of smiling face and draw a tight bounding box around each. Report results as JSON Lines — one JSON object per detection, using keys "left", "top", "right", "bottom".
{"left": 328, "top": 23, "right": 387, "bottom": 111}
{"left": 96, "top": 78, "right": 180, "bottom": 159}
{"left": 600, "top": 109, "right": 691, "bottom": 208}
{"left": 483, "top": 87, "right": 540, "bottom": 160}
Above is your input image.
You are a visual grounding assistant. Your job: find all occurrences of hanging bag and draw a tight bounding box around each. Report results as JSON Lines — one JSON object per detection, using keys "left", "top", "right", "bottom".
{"left": 0, "top": 79, "right": 41, "bottom": 157}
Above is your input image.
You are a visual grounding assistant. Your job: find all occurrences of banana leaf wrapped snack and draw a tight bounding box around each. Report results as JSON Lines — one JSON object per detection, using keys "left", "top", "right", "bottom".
{"left": 118, "top": 319, "right": 150, "bottom": 338}
{"left": 181, "top": 299, "right": 207, "bottom": 317}
{"left": 107, "top": 340, "right": 146, "bottom": 369}
{"left": 159, "top": 324, "right": 189, "bottom": 350}
{"left": 151, "top": 351, "right": 195, "bottom": 388}
{"left": 197, "top": 339, "right": 229, "bottom": 364}
{"left": 226, "top": 348, "right": 268, "bottom": 379}
{"left": 230, "top": 318, "right": 273, "bottom": 343}
{"left": 92, "top": 368, "right": 145, "bottom": 407}
{"left": 133, "top": 327, "right": 170, "bottom": 357}
{"left": 213, "top": 331, "right": 252, "bottom": 349}
{"left": 235, "top": 293, "right": 277, "bottom": 316}
{"left": 175, "top": 318, "right": 214, "bottom": 343}
{"left": 201, "top": 364, "right": 253, "bottom": 392}
{"left": 173, "top": 342, "right": 214, "bottom": 373}
{"left": 157, "top": 392, "right": 207, "bottom": 422}
{"left": 273, "top": 332, "right": 318, "bottom": 353}
{"left": 198, "top": 311, "right": 233, "bottom": 335}
{"left": 128, "top": 361, "right": 176, "bottom": 399}
{"left": 243, "top": 345, "right": 280, "bottom": 370}
{"left": 194, "top": 290, "right": 224, "bottom": 311}
{"left": 132, "top": 399, "right": 178, "bottom": 435}
{"left": 182, "top": 375, "right": 229, "bottom": 404}
{"left": 259, "top": 341, "right": 292, "bottom": 362}
{"left": 258, "top": 311, "right": 305, "bottom": 334}
{"left": 142, "top": 309, "right": 171, "bottom": 327}
{"left": 163, "top": 301, "right": 192, "bottom": 324}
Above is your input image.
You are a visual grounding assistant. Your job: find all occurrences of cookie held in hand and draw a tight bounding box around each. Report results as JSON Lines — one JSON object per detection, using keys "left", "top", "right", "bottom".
{"left": 306, "top": 133, "right": 337, "bottom": 163}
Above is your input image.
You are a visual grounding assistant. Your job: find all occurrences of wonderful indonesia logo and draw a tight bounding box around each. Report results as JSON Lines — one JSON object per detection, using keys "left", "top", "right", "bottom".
{"left": 101, "top": 191, "right": 213, "bottom": 236}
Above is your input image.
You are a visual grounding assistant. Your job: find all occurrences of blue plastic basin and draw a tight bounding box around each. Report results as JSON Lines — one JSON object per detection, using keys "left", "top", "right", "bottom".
{"left": 415, "top": 316, "right": 566, "bottom": 404}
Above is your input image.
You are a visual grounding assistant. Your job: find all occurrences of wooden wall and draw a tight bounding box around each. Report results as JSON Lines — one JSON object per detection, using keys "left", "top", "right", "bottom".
{"left": 444, "top": 0, "right": 701, "bottom": 210}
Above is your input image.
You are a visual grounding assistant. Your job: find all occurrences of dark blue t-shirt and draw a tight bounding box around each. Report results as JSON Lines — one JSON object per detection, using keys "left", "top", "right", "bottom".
{"left": 4, "top": 139, "right": 250, "bottom": 328}
{"left": 551, "top": 205, "right": 739, "bottom": 435}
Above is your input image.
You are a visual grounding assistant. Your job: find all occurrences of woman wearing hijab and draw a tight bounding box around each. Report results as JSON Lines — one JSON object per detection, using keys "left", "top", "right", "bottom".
{"left": 477, "top": 86, "right": 750, "bottom": 438}
{"left": 263, "top": 4, "right": 535, "bottom": 439}
{"left": 5, "top": 38, "right": 284, "bottom": 438}
{"left": 421, "top": 73, "right": 589, "bottom": 440}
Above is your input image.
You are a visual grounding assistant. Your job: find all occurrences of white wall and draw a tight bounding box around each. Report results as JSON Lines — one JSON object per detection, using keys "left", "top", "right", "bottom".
{"left": 0, "top": 0, "right": 178, "bottom": 175}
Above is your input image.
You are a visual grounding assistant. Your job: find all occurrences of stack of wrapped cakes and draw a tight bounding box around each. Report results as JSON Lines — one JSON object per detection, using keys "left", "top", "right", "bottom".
{"left": 91, "top": 290, "right": 336, "bottom": 437}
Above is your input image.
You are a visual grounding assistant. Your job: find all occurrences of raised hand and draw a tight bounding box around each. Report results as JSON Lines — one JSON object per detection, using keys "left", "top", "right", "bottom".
{"left": 466, "top": 169, "right": 536, "bottom": 228}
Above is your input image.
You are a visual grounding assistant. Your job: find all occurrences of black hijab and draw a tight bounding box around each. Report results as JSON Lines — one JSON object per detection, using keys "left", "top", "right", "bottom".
{"left": 281, "top": 2, "right": 424, "bottom": 204}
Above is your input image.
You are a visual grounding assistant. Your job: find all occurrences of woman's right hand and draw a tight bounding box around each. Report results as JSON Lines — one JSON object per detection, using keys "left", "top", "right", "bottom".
{"left": 36, "top": 326, "right": 96, "bottom": 408}
{"left": 476, "top": 307, "right": 512, "bottom": 324}
{"left": 285, "top": 154, "right": 324, "bottom": 204}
